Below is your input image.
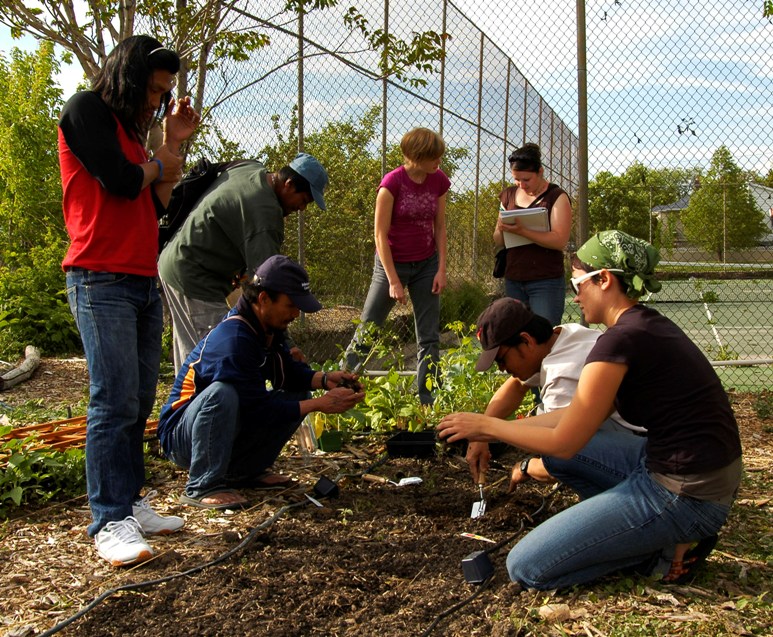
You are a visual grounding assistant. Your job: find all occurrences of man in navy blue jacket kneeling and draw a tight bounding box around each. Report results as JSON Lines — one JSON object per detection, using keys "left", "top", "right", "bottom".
{"left": 158, "top": 255, "right": 364, "bottom": 509}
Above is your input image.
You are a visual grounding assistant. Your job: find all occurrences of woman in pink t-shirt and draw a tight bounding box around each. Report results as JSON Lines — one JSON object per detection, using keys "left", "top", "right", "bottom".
{"left": 344, "top": 128, "right": 450, "bottom": 404}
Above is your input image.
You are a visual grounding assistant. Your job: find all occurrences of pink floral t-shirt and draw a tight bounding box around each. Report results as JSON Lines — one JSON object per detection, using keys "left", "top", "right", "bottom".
{"left": 379, "top": 166, "right": 450, "bottom": 262}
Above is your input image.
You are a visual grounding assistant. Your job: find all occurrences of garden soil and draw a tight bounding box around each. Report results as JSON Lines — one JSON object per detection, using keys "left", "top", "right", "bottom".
{"left": 1, "top": 359, "right": 771, "bottom": 637}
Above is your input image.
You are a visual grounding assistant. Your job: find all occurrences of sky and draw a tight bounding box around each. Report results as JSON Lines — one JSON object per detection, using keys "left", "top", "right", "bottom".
{"left": 1, "top": 1, "right": 771, "bottom": 178}
{"left": 0, "top": 29, "right": 84, "bottom": 94}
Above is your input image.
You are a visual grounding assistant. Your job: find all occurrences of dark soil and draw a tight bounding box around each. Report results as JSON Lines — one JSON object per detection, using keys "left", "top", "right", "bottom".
{"left": 1, "top": 360, "right": 771, "bottom": 637}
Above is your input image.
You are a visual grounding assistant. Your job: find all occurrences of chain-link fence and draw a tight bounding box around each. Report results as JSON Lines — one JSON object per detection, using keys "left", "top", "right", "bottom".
{"left": 145, "top": 0, "right": 773, "bottom": 389}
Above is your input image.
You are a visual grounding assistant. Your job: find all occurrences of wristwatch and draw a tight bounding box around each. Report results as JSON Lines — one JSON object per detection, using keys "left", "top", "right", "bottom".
{"left": 519, "top": 457, "right": 532, "bottom": 478}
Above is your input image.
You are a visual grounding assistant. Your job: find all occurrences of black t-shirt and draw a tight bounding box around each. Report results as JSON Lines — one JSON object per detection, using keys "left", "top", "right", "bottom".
{"left": 586, "top": 304, "right": 741, "bottom": 475}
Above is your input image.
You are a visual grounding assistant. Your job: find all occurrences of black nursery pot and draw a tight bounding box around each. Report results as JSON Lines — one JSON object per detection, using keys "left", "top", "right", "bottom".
{"left": 386, "top": 431, "right": 437, "bottom": 458}
{"left": 317, "top": 430, "right": 343, "bottom": 452}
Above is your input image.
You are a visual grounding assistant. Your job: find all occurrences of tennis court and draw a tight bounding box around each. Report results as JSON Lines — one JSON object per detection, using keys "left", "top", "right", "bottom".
{"left": 562, "top": 278, "right": 773, "bottom": 391}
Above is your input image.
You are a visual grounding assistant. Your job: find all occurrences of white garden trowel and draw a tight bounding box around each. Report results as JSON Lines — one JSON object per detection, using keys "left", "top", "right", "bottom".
{"left": 362, "top": 474, "right": 423, "bottom": 487}
{"left": 471, "top": 473, "right": 487, "bottom": 519}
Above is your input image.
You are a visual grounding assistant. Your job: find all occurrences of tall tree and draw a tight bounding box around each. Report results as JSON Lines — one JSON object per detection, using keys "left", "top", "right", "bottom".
{"left": 0, "top": 1, "right": 445, "bottom": 124}
{"left": 0, "top": 42, "right": 65, "bottom": 253}
{"left": 588, "top": 163, "right": 696, "bottom": 244}
{"left": 0, "top": 43, "right": 79, "bottom": 356}
{"left": 682, "top": 146, "right": 766, "bottom": 260}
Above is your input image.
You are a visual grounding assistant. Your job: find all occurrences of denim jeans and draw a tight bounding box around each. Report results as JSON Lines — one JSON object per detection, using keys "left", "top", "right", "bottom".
{"left": 345, "top": 252, "right": 440, "bottom": 404}
{"left": 66, "top": 269, "right": 163, "bottom": 536}
{"left": 165, "top": 382, "right": 305, "bottom": 497}
{"left": 544, "top": 425, "right": 647, "bottom": 500}
{"left": 508, "top": 431, "right": 731, "bottom": 589}
{"left": 504, "top": 276, "right": 566, "bottom": 326}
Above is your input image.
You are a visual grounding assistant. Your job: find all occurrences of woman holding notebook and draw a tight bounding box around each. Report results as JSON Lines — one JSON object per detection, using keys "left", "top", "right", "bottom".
{"left": 494, "top": 143, "right": 572, "bottom": 325}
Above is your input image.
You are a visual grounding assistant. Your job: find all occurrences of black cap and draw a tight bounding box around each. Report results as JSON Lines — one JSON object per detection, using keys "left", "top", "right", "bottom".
{"left": 253, "top": 255, "right": 322, "bottom": 313}
{"left": 475, "top": 298, "right": 535, "bottom": 371}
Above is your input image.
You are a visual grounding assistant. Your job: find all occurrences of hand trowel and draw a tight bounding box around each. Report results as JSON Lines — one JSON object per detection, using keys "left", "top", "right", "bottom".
{"left": 471, "top": 473, "right": 487, "bottom": 519}
{"left": 362, "top": 474, "right": 423, "bottom": 487}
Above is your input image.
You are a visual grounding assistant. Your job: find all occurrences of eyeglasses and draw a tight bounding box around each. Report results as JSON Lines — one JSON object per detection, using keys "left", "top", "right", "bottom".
{"left": 569, "top": 269, "right": 624, "bottom": 294}
{"left": 494, "top": 346, "right": 510, "bottom": 366}
{"left": 147, "top": 47, "right": 178, "bottom": 89}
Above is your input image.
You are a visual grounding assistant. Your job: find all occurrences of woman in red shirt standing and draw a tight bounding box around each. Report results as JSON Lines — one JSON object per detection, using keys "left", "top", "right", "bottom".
{"left": 59, "top": 35, "right": 199, "bottom": 566}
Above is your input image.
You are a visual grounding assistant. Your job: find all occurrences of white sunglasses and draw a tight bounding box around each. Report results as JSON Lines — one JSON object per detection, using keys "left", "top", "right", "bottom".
{"left": 570, "top": 268, "right": 624, "bottom": 294}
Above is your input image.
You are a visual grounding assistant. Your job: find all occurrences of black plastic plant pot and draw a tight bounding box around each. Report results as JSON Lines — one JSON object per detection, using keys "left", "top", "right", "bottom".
{"left": 313, "top": 476, "right": 339, "bottom": 499}
{"left": 386, "top": 431, "right": 436, "bottom": 458}
{"left": 462, "top": 550, "right": 495, "bottom": 584}
{"left": 317, "top": 430, "right": 343, "bottom": 452}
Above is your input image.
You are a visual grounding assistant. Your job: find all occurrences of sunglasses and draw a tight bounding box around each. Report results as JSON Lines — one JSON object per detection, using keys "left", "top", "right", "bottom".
{"left": 570, "top": 269, "right": 624, "bottom": 294}
{"left": 494, "top": 345, "right": 510, "bottom": 365}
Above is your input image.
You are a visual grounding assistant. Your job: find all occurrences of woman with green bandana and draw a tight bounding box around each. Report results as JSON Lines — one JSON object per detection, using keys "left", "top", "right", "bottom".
{"left": 439, "top": 230, "right": 742, "bottom": 589}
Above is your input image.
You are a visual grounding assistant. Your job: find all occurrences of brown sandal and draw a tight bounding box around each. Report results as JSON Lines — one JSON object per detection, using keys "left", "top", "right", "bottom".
{"left": 663, "top": 535, "right": 719, "bottom": 583}
{"left": 229, "top": 471, "right": 296, "bottom": 490}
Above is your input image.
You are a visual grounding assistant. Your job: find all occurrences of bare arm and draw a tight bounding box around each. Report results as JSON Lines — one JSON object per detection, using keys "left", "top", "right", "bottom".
{"left": 373, "top": 187, "right": 406, "bottom": 304}
{"left": 494, "top": 192, "right": 572, "bottom": 251}
{"left": 432, "top": 193, "right": 448, "bottom": 294}
{"left": 148, "top": 97, "right": 201, "bottom": 206}
{"left": 440, "top": 361, "right": 626, "bottom": 458}
{"left": 466, "top": 376, "right": 530, "bottom": 483}
{"left": 299, "top": 385, "right": 365, "bottom": 418}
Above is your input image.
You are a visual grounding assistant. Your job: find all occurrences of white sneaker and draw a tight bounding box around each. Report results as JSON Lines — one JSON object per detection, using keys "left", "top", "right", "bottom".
{"left": 95, "top": 517, "right": 153, "bottom": 567}
{"left": 132, "top": 490, "right": 185, "bottom": 535}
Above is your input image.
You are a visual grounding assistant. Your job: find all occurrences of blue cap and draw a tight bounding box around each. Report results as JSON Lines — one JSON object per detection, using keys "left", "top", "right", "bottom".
{"left": 253, "top": 255, "right": 322, "bottom": 313}
{"left": 289, "top": 153, "right": 328, "bottom": 211}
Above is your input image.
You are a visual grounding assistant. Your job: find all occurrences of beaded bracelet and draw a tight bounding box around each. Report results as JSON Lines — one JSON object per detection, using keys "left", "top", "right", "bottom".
{"left": 150, "top": 157, "right": 163, "bottom": 183}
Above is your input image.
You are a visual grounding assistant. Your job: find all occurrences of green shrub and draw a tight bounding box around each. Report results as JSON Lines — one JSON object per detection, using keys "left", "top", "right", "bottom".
{"left": 313, "top": 321, "right": 532, "bottom": 435}
{"left": 0, "top": 243, "right": 81, "bottom": 358}
{"left": 0, "top": 426, "right": 86, "bottom": 518}
{"left": 440, "top": 280, "right": 492, "bottom": 329}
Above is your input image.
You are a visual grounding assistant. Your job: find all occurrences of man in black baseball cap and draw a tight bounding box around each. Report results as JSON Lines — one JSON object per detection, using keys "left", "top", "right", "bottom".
{"left": 475, "top": 298, "right": 538, "bottom": 372}
{"left": 252, "top": 254, "right": 322, "bottom": 313}
{"left": 464, "top": 297, "right": 643, "bottom": 491}
{"left": 157, "top": 255, "right": 363, "bottom": 510}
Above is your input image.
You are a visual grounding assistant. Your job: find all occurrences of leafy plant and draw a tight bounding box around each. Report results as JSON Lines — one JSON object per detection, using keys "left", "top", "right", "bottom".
{"left": 0, "top": 45, "right": 81, "bottom": 359}
{"left": 0, "top": 426, "right": 86, "bottom": 518}
{"left": 430, "top": 321, "right": 534, "bottom": 422}
{"left": 361, "top": 370, "right": 429, "bottom": 432}
{"left": 752, "top": 392, "right": 772, "bottom": 420}
{"left": 313, "top": 320, "right": 534, "bottom": 435}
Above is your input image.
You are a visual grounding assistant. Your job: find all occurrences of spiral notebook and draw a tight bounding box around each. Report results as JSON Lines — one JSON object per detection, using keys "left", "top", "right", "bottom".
{"left": 499, "top": 206, "right": 549, "bottom": 248}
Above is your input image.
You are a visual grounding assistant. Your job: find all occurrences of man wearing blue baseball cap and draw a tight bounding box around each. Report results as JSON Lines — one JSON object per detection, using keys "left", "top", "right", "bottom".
{"left": 159, "top": 153, "right": 330, "bottom": 372}
{"left": 157, "top": 255, "right": 363, "bottom": 509}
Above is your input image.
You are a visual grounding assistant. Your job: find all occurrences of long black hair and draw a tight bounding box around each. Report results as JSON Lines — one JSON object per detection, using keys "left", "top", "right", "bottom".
{"left": 92, "top": 35, "right": 180, "bottom": 139}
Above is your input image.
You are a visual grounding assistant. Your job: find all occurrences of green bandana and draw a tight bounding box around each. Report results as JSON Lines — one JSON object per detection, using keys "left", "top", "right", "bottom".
{"left": 577, "top": 230, "right": 662, "bottom": 299}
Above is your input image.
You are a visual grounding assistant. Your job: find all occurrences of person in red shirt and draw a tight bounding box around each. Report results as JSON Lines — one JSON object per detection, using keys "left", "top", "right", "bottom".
{"left": 59, "top": 35, "right": 199, "bottom": 566}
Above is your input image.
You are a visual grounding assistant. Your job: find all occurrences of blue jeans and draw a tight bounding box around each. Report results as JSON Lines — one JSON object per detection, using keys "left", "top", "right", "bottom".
{"left": 544, "top": 424, "right": 646, "bottom": 500}
{"left": 165, "top": 382, "right": 305, "bottom": 497}
{"left": 508, "top": 431, "right": 731, "bottom": 589}
{"left": 505, "top": 276, "right": 566, "bottom": 326}
{"left": 346, "top": 253, "right": 440, "bottom": 404}
{"left": 66, "top": 269, "right": 163, "bottom": 536}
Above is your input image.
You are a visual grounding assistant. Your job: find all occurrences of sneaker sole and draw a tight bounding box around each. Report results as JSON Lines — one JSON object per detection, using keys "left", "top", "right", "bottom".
{"left": 143, "top": 527, "right": 183, "bottom": 536}
{"left": 100, "top": 548, "right": 154, "bottom": 567}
